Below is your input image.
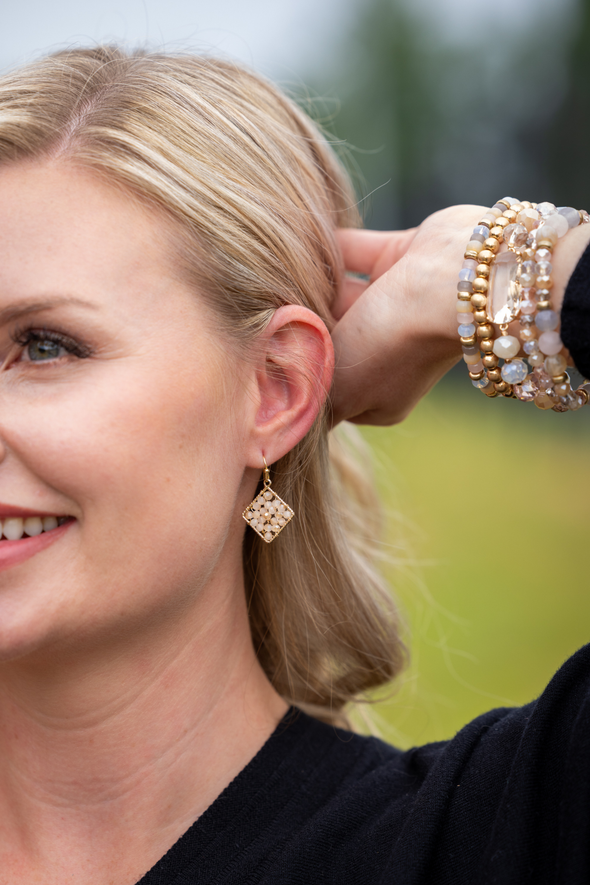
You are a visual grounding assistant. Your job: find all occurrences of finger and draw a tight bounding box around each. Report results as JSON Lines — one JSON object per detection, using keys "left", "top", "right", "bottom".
{"left": 331, "top": 276, "right": 369, "bottom": 321}
{"left": 337, "top": 228, "right": 416, "bottom": 277}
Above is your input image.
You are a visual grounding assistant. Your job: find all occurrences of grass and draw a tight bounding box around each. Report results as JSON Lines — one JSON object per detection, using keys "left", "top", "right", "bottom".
{"left": 360, "top": 371, "right": 590, "bottom": 748}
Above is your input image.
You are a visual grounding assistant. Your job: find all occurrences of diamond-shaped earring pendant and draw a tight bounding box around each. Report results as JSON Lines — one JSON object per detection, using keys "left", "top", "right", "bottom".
{"left": 242, "top": 458, "right": 294, "bottom": 543}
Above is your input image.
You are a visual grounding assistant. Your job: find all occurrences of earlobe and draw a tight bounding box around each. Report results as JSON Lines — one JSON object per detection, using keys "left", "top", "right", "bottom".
{"left": 249, "top": 305, "right": 334, "bottom": 465}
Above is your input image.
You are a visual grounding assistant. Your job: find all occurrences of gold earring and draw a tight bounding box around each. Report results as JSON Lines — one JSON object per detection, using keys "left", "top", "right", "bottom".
{"left": 242, "top": 457, "right": 294, "bottom": 543}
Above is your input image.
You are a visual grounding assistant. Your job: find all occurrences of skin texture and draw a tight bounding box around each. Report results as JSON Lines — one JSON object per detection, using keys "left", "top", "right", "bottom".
{"left": 330, "top": 206, "right": 590, "bottom": 426}
{"left": 0, "top": 161, "right": 333, "bottom": 885}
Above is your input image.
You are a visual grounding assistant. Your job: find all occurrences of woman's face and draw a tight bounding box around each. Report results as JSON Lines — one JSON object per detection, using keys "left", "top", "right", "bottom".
{"left": 0, "top": 162, "right": 253, "bottom": 660}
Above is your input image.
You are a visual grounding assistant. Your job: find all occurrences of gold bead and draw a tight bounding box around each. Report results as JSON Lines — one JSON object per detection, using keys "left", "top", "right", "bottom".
{"left": 472, "top": 278, "right": 489, "bottom": 294}
{"left": 536, "top": 300, "right": 551, "bottom": 311}
{"left": 469, "top": 369, "right": 485, "bottom": 380}
{"left": 457, "top": 291, "right": 473, "bottom": 301}
{"left": 473, "top": 309, "right": 488, "bottom": 324}
{"left": 482, "top": 354, "right": 499, "bottom": 368}
{"left": 489, "top": 226, "right": 504, "bottom": 239}
{"left": 480, "top": 338, "right": 494, "bottom": 352}
{"left": 521, "top": 201, "right": 532, "bottom": 209}
{"left": 478, "top": 249, "right": 495, "bottom": 265}
{"left": 477, "top": 323, "right": 494, "bottom": 338}
{"left": 483, "top": 237, "right": 499, "bottom": 253}
{"left": 552, "top": 372, "right": 567, "bottom": 384}
{"left": 522, "top": 247, "right": 535, "bottom": 261}
{"left": 494, "top": 381, "right": 508, "bottom": 392}
{"left": 495, "top": 216, "right": 510, "bottom": 228}
{"left": 497, "top": 199, "right": 511, "bottom": 209}
{"left": 477, "top": 218, "right": 492, "bottom": 228}
{"left": 476, "top": 263, "right": 490, "bottom": 278}
{"left": 510, "top": 204, "right": 523, "bottom": 213}
{"left": 487, "top": 368, "right": 502, "bottom": 382}
{"left": 536, "top": 239, "right": 554, "bottom": 250}
{"left": 578, "top": 389, "right": 589, "bottom": 406}
{"left": 502, "top": 386, "right": 515, "bottom": 398}
{"left": 460, "top": 335, "right": 476, "bottom": 347}
{"left": 503, "top": 209, "right": 517, "bottom": 223}
{"left": 464, "top": 249, "right": 479, "bottom": 261}
{"left": 471, "top": 293, "right": 487, "bottom": 310}
{"left": 484, "top": 387, "right": 499, "bottom": 397}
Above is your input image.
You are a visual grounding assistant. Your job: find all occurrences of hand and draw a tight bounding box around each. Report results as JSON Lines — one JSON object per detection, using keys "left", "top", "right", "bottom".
{"left": 329, "top": 204, "right": 590, "bottom": 426}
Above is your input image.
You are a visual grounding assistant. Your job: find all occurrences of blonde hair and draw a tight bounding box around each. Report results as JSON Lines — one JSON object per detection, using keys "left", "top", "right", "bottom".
{"left": 0, "top": 46, "right": 406, "bottom": 724}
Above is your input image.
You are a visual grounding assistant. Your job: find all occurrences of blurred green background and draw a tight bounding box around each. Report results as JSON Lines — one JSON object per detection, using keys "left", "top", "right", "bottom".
{"left": 299, "top": 0, "right": 590, "bottom": 746}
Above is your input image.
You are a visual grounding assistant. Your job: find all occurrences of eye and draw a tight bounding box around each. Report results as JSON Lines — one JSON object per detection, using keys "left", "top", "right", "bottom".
{"left": 25, "top": 337, "right": 67, "bottom": 362}
{"left": 11, "top": 328, "right": 91, "bottom": 364}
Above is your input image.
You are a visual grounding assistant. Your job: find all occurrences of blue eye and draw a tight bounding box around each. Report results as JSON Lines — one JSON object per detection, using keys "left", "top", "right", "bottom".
{"left": 26, "top": 338, "right": 65, "bottom": 361}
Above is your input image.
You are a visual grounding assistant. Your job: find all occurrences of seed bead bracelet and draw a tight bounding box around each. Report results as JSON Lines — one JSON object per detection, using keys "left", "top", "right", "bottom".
{"left": 457, "top": 198, "right": 590, "bottom": 409}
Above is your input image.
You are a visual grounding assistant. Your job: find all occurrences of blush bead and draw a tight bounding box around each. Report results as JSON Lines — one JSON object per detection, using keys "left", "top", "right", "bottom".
{"left": 519, "top": 327, "right": 537, "bottom": 341}
{"left": 523, "top": 339, "right": 540, "bottom": 354}
{"left": 538, "top": 331, "right": 562, "bottom": 355}
{"left": 462, "top": 258, "right": 478, "bottom": 270}
{"left": 528, "top": 352, "right": 544, "bottom": 367}
{"left": 493, "top": 335, "right": 520, "bottom": 359}
{"left": 534, "top": 248, "right": 552, "bottom": 263}
{"left": 463, "top": 352, "right": 482, "bottom": 366}
{"left": 520, "top": 299, "right": 536, "bottom": 315}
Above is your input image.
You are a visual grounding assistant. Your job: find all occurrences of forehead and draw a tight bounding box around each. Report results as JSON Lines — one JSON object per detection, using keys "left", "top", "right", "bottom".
{"left": 0, "top": 161, "right": 193, "bottom": 322}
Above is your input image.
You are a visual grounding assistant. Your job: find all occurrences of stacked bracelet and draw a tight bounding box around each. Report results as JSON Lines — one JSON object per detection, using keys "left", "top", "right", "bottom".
{"left": 457, "top": 198, "right": 590, "bottom": 410}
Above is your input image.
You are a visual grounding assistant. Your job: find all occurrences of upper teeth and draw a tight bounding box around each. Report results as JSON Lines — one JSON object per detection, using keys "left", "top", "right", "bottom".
{"left": 1, "top": 516, "right": 63, "bottom": 540}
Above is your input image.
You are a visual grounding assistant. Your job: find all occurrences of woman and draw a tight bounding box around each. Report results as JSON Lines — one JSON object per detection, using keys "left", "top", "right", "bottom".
{"left": 0, "top": 46, "right": 588, "bottom": 884}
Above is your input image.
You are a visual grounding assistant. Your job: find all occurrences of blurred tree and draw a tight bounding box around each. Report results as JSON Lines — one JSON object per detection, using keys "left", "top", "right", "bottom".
{"left": 301, "top": 0, "right": 578, "bottom": 230}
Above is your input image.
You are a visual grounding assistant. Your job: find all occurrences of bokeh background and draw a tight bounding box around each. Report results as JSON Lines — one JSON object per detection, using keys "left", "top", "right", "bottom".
{"left": 3, "top": 0, "right": 589, "bottom": 748}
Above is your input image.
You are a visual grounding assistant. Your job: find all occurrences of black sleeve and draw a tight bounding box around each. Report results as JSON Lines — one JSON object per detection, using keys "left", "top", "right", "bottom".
{"left": 560, "top": 241, "right": 590, "bottom": 379}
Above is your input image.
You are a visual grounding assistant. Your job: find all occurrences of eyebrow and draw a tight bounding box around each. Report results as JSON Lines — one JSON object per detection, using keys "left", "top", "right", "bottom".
{"left": 0, "top": 297, "right": 99, "bottom": 325}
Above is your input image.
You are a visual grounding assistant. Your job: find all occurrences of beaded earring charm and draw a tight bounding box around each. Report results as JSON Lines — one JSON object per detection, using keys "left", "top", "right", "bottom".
{"left": 242, "top": 458, "right": 294, "bottom": 543}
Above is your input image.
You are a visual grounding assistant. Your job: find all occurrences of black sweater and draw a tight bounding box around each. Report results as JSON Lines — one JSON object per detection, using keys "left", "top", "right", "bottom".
{"left": 135, "top": 251, "right": 590, "bottom": 885}
{"left": 138, "top": 644, "right": 590, "bottom": 884}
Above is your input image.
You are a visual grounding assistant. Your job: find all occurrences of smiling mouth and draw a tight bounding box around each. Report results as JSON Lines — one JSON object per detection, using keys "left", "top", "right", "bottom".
{"left": 0, "top": 516, "right": 71, "bottom": 541}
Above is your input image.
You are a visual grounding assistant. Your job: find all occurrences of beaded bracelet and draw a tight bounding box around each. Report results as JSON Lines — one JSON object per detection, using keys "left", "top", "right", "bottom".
{"left": 457, "top": 198, "right": 590, "bottom": 410}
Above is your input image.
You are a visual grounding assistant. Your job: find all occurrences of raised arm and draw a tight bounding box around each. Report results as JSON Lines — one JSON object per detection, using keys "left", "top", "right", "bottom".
{"left": 330, "top": 205, "right": 590, "bottom": 426}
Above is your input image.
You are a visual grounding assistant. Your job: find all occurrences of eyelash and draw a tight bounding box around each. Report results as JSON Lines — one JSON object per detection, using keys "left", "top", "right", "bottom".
{"left": 11, "top": 326, "right": 92, "bottom": 361}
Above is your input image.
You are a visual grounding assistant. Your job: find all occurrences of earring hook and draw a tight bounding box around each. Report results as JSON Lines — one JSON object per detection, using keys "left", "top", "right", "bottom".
{"left": 262, "top": 456, "right": 271, "bottom": 488}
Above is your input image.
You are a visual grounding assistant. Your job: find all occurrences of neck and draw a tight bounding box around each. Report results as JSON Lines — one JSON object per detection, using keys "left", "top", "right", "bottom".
{"left": 0, "top": 569, "right": 287, "bottom": 882}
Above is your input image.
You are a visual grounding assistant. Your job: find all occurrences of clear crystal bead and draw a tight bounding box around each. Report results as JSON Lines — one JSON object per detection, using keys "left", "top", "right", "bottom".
{"left": 537, "top": 201, "right": 557, "bottom": 217}
{"left": 488, "top": 251, "right": 521, "bottom": 324}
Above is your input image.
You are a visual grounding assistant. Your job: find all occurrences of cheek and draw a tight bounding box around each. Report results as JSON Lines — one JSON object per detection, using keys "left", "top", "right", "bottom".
{"left": 1, "top": 360, "right": 248, "bottom": 595}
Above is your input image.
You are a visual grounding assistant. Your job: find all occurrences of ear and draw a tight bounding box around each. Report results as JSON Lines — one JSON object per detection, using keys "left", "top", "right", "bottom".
{"left": 245, "top": 304, "right": 334, "bottom": 466}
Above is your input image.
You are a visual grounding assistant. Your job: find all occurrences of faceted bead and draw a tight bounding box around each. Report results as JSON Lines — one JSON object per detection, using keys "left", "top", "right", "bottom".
{"left": 521, "top": 377, "right": 538, "bottom": 397}
{"left": 535, "top": 275, "right": 553, "bottom": 289}
{"left": 458, "top": 323, "right": 476, "bottom": 338}
{"left": 535, "top": 224, "right": 558, "bottom": 246}
{"left": 523, "top": 339, "right": 540, "bottom": 354}
{"left": 519, "top": 327, "right": 537, "bottom": 342}
{"left": 535, "top": 289, "right": 551, "bottom": 301}
{"left": 519, "top": 272, "right": 535, "bottom": 288}
{"left": 544, "top": 353, "right": 567, "bottom": 376}
{"left": 501, "top": 359, "right": 528, "bottom": 384}
{"left": 538, "top": 331, "right": 562, "bottom": 355}
{"left": 459, "top": 268, "right": 477, "bottom": 282}
{"left": 535, "top": 261, "right": 553, "bottom": 275}
{"left": 488, "top": 250, "right": 521, "bottom": 323}
{"left": 472, "top": 377, "right": 490, "bottom": 389}
{"left": 581, "top": 210, "right": 590, "bottom": 224}
{"left": 554, "top": 382, "right": 571, "bottom": 397}
{"left": 493, "top": 335, "right": 520, "bottom": 358}
{"left": 517, "top": 209, "right": 540, "bottom": 231}
{"left": 557, "top": 206, "right": 580, "bottom": 229}
{"left": 535, "top": 309, "right": 558, "bottom": 331}
{"left": 537, "top": 201, "right": 557, "bottom": 217}
{"left": 519, "top": 315, "right": 534, "bottom": 327}
{"left": 569, "top": 395, "right": 583, "bottom": 411}
{"left": 520, "top": 299, "right": 536, "bottom": 315}
{"left": 504, "top": 223, "right": 528, "bottom": 250}
{"left": 515, "top": 384, "right": 534, "bottom": 402}
{"left": 534, "top": 393, "right": 555, "bottom": 410}
{"left": 534, "top": 248, "right": 552, "bottom": 262}
{"left": 528, "top": 352, "right": 544, "bottom": 366}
